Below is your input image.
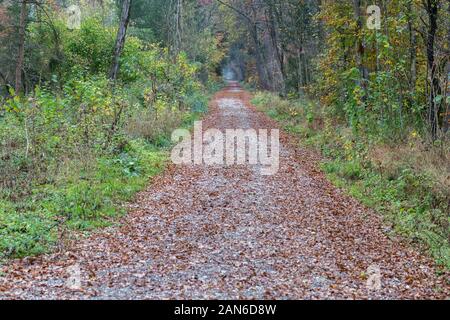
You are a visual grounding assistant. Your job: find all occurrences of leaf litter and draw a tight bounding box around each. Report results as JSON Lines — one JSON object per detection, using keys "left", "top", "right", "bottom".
{"left": 0, "top": 84, "right": 448, "bottom": 300}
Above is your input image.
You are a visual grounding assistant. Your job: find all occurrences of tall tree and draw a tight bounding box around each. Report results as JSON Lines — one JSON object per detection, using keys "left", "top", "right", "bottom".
{"left": 15, "top": 0, "right": 28, "bottom": 94}
{"left": 424, "top": 0, "right": 441, "bottom": 140}
{"left": 407, "top": 0, "right": 417, "bottom": 97}
{"left": 353, "top": 0, "right": 368, "bottom": 100}
{"left": 445, "top": 0, "right": 450, "bottom": 131}
{"left": 109, "top": 0, "right": 132, "bottom": 81}
{"left": 173, "top": 0, "right": 183, "bottom": 54}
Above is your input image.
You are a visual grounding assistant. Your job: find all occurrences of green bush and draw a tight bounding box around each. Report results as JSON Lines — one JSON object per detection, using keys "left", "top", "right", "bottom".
{"left": 63, "top": 17, "right": 116, "bottom": 75}
{"left": 0, "top": 15, "right": 211, "bottom": 260}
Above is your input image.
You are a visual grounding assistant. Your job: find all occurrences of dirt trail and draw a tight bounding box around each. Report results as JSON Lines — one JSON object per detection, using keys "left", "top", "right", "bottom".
{"left": 0, "top": 83, "right": 447, "bottom": 299}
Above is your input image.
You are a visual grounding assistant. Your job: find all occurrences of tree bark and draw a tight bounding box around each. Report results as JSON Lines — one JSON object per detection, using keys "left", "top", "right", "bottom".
{"left": 407, "top": 0, "right": 417, "bottom": 96}
{"left": 174, "top": 0, "right": 183, "bottom": 54}
{"left": 353, "top": 0, "right": 369, "bottom": 100}
{"left": 109, "top": 0, "right": 133, "bottom": 81}
{"left": 297, "top": 48, "right": 304, "bottom": 94}
{"left": 444, "top": 0, "right": 450, "bottom": 132}
{"left": 425, "top": 0, "right": 441, "bottom": 140}
{"left": 251, "top": 26, "right": 270, "bottom": 90}
{"left": 266, "top": 2, "right": 286, "bottom": 93}
{"left": 15, "top": 0, "right": 27, "bottom": 94}
{"left": 0, "top": 71, "right": 10, "bottom": 95}
{"left": 249, "top": 6, "right": 270, "bottom": 90}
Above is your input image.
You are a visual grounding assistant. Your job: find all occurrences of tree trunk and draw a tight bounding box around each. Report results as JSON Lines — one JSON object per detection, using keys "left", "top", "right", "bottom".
{"left": 174, "top": 0, "right": 183, "bottom": 54}
{"left": 267, "top": 3, "right": 286, "bottom": 93}
{"left": 15, "top": 0, "right": 27, "bottom": 94}
{"left": 252, "top": 32, "right": 270, "bottom": 90}
{"left": 249, "top": 19, "right": 270, "bottom": 90}
{"left": 407, "top": 0, "right": 417, "bottom": 97}
{"left": 444, "top": 0, "right": 450, "bottom": 132}
{"left": 0, "top": 71, "right": 10, "bottom": 95}
{"left": 297, "top": 48, "right": 304, "bottom": 94}
{"left": 109, "top": 0, "right": 133, "bottom": 81}
{"left": 425, "top": 0, "right": 440, "bottom": 140}
{"left": 353, "top": 0, "right": 369, "bottom": 100}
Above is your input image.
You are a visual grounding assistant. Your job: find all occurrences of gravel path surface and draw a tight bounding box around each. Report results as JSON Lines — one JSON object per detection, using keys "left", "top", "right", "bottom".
{"left": 0, "top": 84, "right": 448, "bottom": 300}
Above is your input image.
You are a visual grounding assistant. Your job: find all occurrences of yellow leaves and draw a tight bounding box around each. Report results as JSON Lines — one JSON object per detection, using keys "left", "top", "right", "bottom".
{"left": 155, "top": 99, "right": 169, "bottom": 114}
{"left": 408, "top": 130, "right": 420, "bottom": 148}
{"left": 343, "top": 140, "right": 355, "bottom": 161}
{"left": 289, "top": 107, "right": 299, "bottom": 118}
{"left": 143, "top": 88, "right": 155, "bottom": 105}
{"left": 352, "top": 86, "right": 361, "bottom": 95}
{"left": 3, "top": 94, "right": 23, "bottom": 113}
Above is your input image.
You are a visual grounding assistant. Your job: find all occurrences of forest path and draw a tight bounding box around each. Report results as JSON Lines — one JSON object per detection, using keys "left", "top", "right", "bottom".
{"left": 0, "top": 83, "right": 447, "bottom": 299}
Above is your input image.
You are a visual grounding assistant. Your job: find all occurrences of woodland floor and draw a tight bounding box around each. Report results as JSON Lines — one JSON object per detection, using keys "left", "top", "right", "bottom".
{"left": 0, "top": 83, "right": 448, "bottom": 300}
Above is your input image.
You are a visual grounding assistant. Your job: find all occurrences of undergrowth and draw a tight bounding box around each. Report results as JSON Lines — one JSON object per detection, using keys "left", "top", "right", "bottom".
{"left": 252, "top": 92, "right": 450, "bottom": 270}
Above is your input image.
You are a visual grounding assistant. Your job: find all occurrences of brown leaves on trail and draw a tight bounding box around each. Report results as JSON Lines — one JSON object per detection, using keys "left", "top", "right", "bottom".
{"left": 0, "top": 84, "right": 448, "bottom": 300}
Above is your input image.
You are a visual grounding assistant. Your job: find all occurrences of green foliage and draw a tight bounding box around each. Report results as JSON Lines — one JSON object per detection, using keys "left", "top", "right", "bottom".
{"left": 0, "top": 204, "right": 55, "bottom": 257}
{"left": 253, "top": 91, "right": 450, "bottom": 269}
{"left": 63, "top": 16, "right": 116, "bottom": 75}
{"left": 0, "top": 141, "right": 167, "bottom": 258}
{"left": 0, "top": 8, "right": 213, "bottom": 260}
{"left": 315, "top": 0, "right": 450, "bottom": 141}
{"left": 185, "top": 91, "right": 208, "bottom": 114}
